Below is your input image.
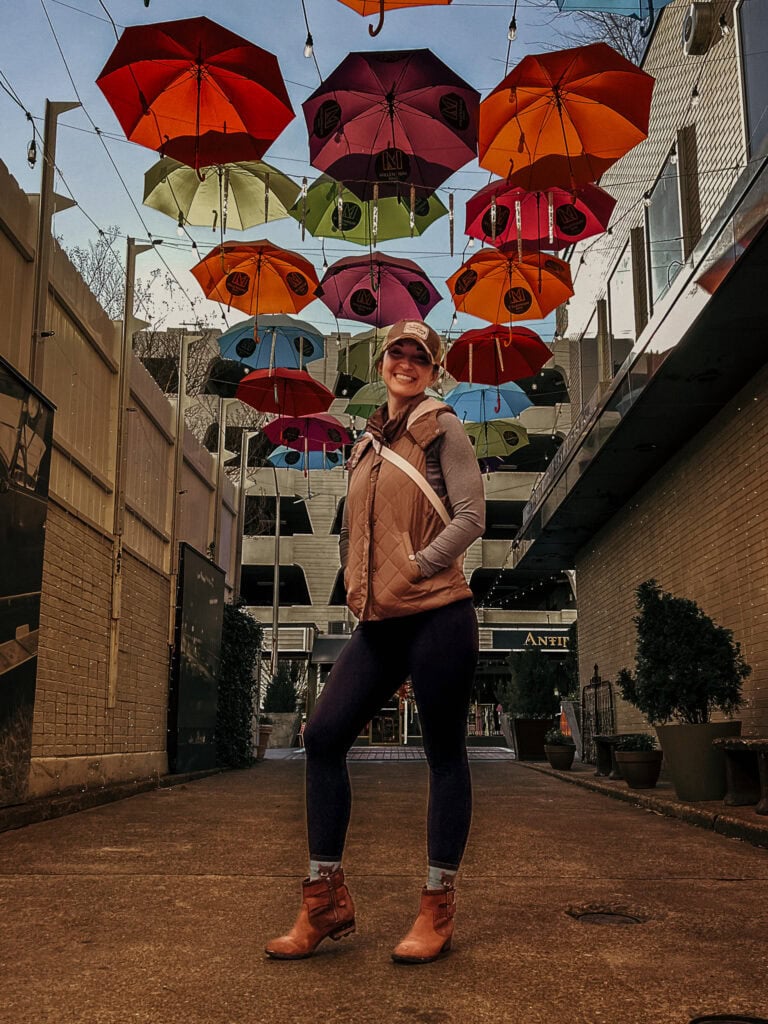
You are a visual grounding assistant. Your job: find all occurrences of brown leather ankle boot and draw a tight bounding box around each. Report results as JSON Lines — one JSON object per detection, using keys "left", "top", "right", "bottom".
{"left": 391, "top": 884, "right": 456, "bottom": 964}
{"left": 265, "top": 869, "right": 356, "bottom": 960}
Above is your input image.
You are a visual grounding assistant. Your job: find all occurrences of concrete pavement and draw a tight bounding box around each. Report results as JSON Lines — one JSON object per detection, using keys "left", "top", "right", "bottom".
{"left": 0, "top": 755, "right": 766, "bottom": 1024}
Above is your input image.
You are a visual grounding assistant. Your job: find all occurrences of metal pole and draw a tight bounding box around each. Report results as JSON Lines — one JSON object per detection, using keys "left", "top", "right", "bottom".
{"left": 168, "top": 332, "right": 192, "bottom": 645}
{"left": 30, "top": 99, "right": 80, "bottom": 388}
{"left": 270, "top": 465, "right": 281, "bottom": 680}
{"left": 212, "top": 396, "right": 234, "bottom": 565}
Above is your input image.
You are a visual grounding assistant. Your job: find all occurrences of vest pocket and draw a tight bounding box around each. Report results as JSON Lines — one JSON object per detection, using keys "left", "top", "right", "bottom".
{"left": 401, "top": 532, "right": 422, "bottom": 581}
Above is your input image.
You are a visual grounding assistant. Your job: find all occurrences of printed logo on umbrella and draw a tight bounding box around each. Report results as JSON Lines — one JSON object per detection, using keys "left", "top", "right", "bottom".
{"left": 504, "top": 288, "right": 532, "bottom": 315}
{"left": 439, "top": 94, "right": 470, "bottom": 131}
{"left": 315, "top": 102, "right": 342, "bottom": 139}
{"left": 454, "top": 269, "right": 478, "bottom": 295}
{"left": 376, "top": 148, "right": 410, "bottom": 181}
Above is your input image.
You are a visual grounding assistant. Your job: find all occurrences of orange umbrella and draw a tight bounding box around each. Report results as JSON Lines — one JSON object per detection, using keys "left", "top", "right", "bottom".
{"left": 478, "top": 42, "right": 655, "bottom": 191}
{"left": 190, "top": 240, "right": 319, "bottom": 316}
{"left": 447, "top": 249, "right": 573, "bottom": 323}
{"left": 337, "top": 0, "right": 451, "bottom": 37}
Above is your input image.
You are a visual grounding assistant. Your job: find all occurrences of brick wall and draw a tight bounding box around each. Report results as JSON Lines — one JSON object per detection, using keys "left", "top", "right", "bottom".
{"left": 576, "top": 361, "right": 768, "bottom": 734}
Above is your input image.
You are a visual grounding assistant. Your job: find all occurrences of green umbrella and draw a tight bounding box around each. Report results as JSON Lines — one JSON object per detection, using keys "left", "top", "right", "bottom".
{"left": 346, "top": 380, "right": 441, "bottom": 419}
{"left": 289, "top": 175, "right": 447, "bottom": 246}
{"left": 337, "top": 327, "right": 389, "bottom": 382}
{"left": 463, "top": 419, "right": 529, "bottom": 459}
{"left": 143, "top": 157, "right": 300, "bottom": 233}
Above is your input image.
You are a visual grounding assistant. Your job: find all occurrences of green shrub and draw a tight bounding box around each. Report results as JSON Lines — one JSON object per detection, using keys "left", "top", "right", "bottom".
{"left": 617, "top": 579, "right": 750, "bottom": 725}
{"left": 614, "top": 732, "right": 657, "bottom": 752}
{"left": 263, "top": 661, "right": 301, "bottom": 714}
{"left": 544, "top": 728, "right": 575, "bottom": 746}
{"left": 216, "top": 602, "right": 263, "bottom": 768}
{"left": 499, "top": 649, "right": 561, "bottom": 719}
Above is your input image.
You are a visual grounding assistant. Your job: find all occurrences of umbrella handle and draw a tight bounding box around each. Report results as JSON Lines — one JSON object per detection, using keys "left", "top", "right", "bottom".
{"left": 369, "top": 0, "right": 385, "bottom": 36}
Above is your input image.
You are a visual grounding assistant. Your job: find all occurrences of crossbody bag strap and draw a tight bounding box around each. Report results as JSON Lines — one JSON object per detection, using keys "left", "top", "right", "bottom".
{"left": 373, "top": 441, "right": 451, "bottom": 527}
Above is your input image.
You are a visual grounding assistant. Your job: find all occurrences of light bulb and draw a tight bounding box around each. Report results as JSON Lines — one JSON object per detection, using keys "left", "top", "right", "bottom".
{"left": 177, "top": 211, "right": 185, "bottom": 237}
{"left": 691, "top": 84, "right": 701, "bottom": 108}
{"left": 26, "top": 138, "right": 37, "bottom": 168}
{"left": 643, "top": 191, "right": 652, "bottom": 208}
{"left": 304, "top": 32, "right": 314, "bottom": 58}
{"left": 718, "top": 13, "right": 731, "bottom": 35}
{"left": 669, "top": 146, "right": 678, "bottom": 166}
{"left": 507, "top": 16, "right": 517, "bottom": 41}
{"left": 468, "top": 237, "right": 475, "bottom": 249}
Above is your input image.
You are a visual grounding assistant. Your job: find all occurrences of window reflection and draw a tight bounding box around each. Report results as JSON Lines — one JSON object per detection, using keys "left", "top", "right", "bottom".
{"left": 646, "top": 156, "right": 684, "bottom": 307}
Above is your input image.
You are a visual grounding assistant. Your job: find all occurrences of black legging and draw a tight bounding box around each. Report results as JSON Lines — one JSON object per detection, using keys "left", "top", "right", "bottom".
{"left": 303, "top": 598, "right": 478, "bottom": 870}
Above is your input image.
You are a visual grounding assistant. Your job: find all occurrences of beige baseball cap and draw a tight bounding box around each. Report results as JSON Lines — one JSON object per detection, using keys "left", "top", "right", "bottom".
{"left": 381, "top": 319, "right": 443, "bottom": 365}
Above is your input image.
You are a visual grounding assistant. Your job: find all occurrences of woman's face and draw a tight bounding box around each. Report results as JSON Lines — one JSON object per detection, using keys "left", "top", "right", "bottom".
{"left": 381, "top": 340, "right": 436, "bottom": 405}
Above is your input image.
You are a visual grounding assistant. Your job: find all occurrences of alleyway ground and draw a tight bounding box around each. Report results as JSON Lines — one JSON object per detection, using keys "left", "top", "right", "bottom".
{"left": 0, "top": 756, "right": 766, "bottom": 1024}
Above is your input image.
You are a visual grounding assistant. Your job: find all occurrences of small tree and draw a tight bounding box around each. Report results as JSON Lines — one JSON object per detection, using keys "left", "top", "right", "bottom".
{"left": 617, "top": 580, "right": 750, "bottom": 725}
{"left": 498, "top": 648, "right": 561, "bottom": 719}
{"left": 216, "top": 602, "right": 263, "bottom": 768}
{"left": 263, "top": 661, "right": 301, "bottom": 714}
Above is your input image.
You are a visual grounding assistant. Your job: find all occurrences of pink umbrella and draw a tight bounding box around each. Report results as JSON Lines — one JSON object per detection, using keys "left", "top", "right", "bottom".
{"left": 316, "top": 252, "right": 441, "bottom": 326}
{"left": 263, "top": 413, "right": 351, "bottom": 450}
{"left": 465, "top": 182, "right": 616, "bottom": 251}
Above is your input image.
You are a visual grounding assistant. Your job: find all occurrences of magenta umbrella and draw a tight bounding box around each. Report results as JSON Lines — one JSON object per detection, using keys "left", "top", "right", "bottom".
{"left": 302, "top": 48, "right": 479, "bottom": 201}
{"left": 316, "top": 252, "right": 441, "bottom": 326}
{"left": 465, "top": 182, "right": 616, "bottom": 251}
{"left": 263, "top": 413, "right": 352, "bottom": 451}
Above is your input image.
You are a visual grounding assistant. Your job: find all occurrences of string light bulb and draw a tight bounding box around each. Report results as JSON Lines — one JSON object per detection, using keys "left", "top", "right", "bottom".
{"left": 304, "top": 32, "right": 314, "bottom": 58}
{"left": 26, "top": 138, "right": 37, "bottom": 168}
{"left": 669, "top": 144, "right": 678, "bottom": 166}
{"left": 691, "top": 84, "right": 701, "bottom": 108}
{"left": 718, "top": 13, "right": 731, "bottom": 35}
{"left": 642, "top": 191, "right": 652, "bottom": 208}
{"left": 507, "top": 16, "right": 517, "bottom": 41}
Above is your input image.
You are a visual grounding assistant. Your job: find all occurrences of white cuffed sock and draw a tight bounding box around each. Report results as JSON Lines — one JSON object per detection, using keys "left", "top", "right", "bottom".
{"left": 427, "top": 865, "right": 457, "bottom": 890}
{"left": 309, "top": 859, "right": 342, "bottom": 881}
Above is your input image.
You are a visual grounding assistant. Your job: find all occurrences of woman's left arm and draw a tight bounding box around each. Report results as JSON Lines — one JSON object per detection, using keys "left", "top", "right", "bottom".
{"left": 415, "top": 414, "right": 485, "bottom": 577}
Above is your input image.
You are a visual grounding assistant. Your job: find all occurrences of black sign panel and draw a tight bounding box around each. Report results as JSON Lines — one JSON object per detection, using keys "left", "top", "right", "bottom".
{"left": 492, "top": 627, "right": 570, "bottom": 652}
{"left": 0, "top": 357, "right": 54, "bottom": 807}
{"left": 168, "top": 544, "right": 225, "bottom": 773}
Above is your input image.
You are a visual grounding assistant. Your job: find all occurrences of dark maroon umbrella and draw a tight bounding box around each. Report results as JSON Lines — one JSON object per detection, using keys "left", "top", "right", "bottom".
{"left": 302, "top": 49, "right": 479, "bottom": 201}
{"left": 236, "top": 368, "right": 334, "bottom": 415}
{"left": 316, "top": 252, "right": 441, "bottom": 326}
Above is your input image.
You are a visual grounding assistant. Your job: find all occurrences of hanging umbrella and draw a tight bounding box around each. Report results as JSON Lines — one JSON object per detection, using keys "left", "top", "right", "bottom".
{"left": 302, "top": 49, "right": 479, "bottom": 201}
{"left": 554, "top": 0, "right": 674, "bottom": 28}
{"left": 317, "top": 253, "right": 441, "bottom": 326}
{"left": 465, "top": 182, "right": 616, "bottom": 251}
{"left": 463, "top": 419, "right": 529, "bottom": 459}
{"left": 346, "top": 379, "right": 441, "bottom": 418}
{"left": 263, "top": 413, "right": 351, "bottom": 451}
{"left": 143, "top": 157, "right": 300, "bottom": 233}
{"left": 337, "top": 0, "right": 452, "bottom": 37}
{"left": 442, "top": 382, "right": 532, "bottom": 421}
{"left": 190, "top": 241, "right": 319, "bottom": 316}
{"left": 236, "top": 368, "right": 334, "bottom": 417}
{"left": 447, "top": 249, "right": 573, "bottom": 323}
{"left": 268, "top": 445, "right": 346, "bottom": 470}
{"left": 478, "top": 43, "right": 655, "bottom": 191}
{"left": 96, "top": 16, "right": 294, "bottom": 170}
{"left": 203, "top": 357, "right": 250, "bottom": 398}
{"left": 337, "top": 327, "right": 389, "bottom": 382}
{"left": 289, "top": 175, "right": 447, "bottom": 246}
{"left": 446, "top": 325, "right": 552, "bottom": 385}
{"left": 217, "top": 315, "right": 324, "bottom": 370}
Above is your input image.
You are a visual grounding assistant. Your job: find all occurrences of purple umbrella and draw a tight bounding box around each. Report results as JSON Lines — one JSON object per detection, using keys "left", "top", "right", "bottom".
{"left": 315, "top": 252, "right": 441, "bottom": 326}
{"left": 302, "top": 49, "right": 479, "bottom": 202}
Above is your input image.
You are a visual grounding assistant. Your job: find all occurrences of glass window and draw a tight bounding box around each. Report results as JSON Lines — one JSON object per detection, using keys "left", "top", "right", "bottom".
{"left": 738, "top": 0, "right": 768, "bottom": 160}
{"left": 646, "top": 156, "right": 683, "bottom": 307}
{"left": 608, "top": 241, "right": 636, "bottom": 348}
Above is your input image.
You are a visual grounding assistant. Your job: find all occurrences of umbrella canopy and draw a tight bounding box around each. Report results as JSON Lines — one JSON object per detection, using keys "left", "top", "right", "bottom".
{"left": 96, "top": 16, "right": 294, "bottom": 170}
{"left": 478, "top": 43, "right": 655, "bottom": 191}
{"left": 263, "top": 413, "right": 352, "bottom": 451}
{"left": 143, "top": 158, "right": 300, "bottom": 233}
{"left": 463, "top": 418, "right": 529, "bottom": 459}
{"left": 345, "top": 379, "right": 441, "bottom": 418}
{"left": 555, "top": 0, "right": 673, "bottom": 20}
{"left": 289, "top": 175, "right": 447, "bottom": 246}
{"left": 446, "top": 325, "right": 552, "bottom": 385}
{"left": 338, "top": 333, "right": 386, "bottom": 382}
{"left": 217, "top": 315, "right": 324, "bottom": 370}
{"left": 337, "top": 0, "right": 452, "bottom": 36}
{"left": 236, "top": 368, "right": 335, "bottom": 416}
{"left": 268, "top": 445, "right": 346, "bottom": 470}
{"left": 447, "top": 249, "right": 573, "bottom": 323}
{"left": 465, "top": 182, "right": 616, "bottom": 251}
{"left": 302, "top": 49, "right": 479, "bottom": 201}
{"left": 317, "top": 252, "right": 441, "bottom": 326}
{"left": 443, "top": 382, "right": 532, "bottom": 421}
{"left": 191, "top": 241, "right": 319, "bottom": 315}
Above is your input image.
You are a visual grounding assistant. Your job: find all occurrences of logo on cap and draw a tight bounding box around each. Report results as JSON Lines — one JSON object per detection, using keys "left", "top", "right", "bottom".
{"left": 402, "top": 321, "right": 430, "bottom": 341}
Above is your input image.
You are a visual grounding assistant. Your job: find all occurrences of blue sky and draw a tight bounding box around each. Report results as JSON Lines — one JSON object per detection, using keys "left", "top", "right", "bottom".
{"left": 0, "top": 0, "right": 585, "bottom": 337}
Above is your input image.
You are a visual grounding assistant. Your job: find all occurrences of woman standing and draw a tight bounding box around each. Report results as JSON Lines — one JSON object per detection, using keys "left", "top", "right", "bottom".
{"left": 266, "top": 319, "right": 485, "bottom": 963}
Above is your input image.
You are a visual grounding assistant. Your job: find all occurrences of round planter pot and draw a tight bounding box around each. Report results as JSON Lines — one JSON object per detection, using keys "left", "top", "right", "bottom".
{"left": 544, "top": 744, "right": 576, "bottom": 770}
{"left": 511, "top": 718, "right": 559, "bottom": 761}
{"left": 255, "top": 725, "right": 273, "bottom": 762}
{"left": 655, "top": 721, "right": 741, "bottom": 802}
{"left": 615, "top": 750, "right": 663, "bottom": 789}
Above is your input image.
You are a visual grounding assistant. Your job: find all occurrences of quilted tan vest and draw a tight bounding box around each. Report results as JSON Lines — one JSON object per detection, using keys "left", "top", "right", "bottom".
{"left": 344, "top": 399, "right": 473, "bottom": 622}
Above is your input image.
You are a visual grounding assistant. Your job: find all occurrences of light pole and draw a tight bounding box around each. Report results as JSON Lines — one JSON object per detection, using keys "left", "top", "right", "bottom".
{"left": 270, "top": 465, "right": 282, "bottom": 682}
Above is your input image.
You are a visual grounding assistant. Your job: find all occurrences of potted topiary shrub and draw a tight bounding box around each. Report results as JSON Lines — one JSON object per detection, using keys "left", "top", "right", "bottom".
{"left": 617, "top": 580, "right": 751, "bottom": 802}
{"left": 543, "top": 728, "right": 576, "bottom": 770}
{"left": 613, "top": 733, "right": 663, "bottom": 790}
{"left": 500, "top": 649, "right": 561, "bottom": 761}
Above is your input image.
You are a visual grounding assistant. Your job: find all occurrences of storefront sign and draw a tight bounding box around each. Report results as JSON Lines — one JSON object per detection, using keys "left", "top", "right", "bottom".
{"left": 492, "top": 627, "right": 570, "bottom": 652}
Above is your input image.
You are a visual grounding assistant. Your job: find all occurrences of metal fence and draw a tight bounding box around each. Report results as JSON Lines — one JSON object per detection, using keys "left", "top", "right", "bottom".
{"left": 580, "top": 664, "right": 615, "bottom": 764}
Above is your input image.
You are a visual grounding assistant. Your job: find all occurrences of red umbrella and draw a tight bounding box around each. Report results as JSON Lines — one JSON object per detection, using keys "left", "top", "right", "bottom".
{"left": 263, "top": 413, "right": 351, "bottom": 450}
{"left": 236, "top": 368, "right": 334, "bottom": 416}
{"left": 446, "top": 325, "right": 552, "bottom": 384}
{"left": 478, "top": 43, "right": 654, "bottom": 191}
{"left": 465, "top": 182, "right": 616, "bottom": 251}
{"left": 96, "top": 16, "right": 294, "bottom": 170}
{"left": 302, "top": 49, "right": 479, "bottom": 201}
{"left": 316, "top": 252, "right": 441, "bottom": 326}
